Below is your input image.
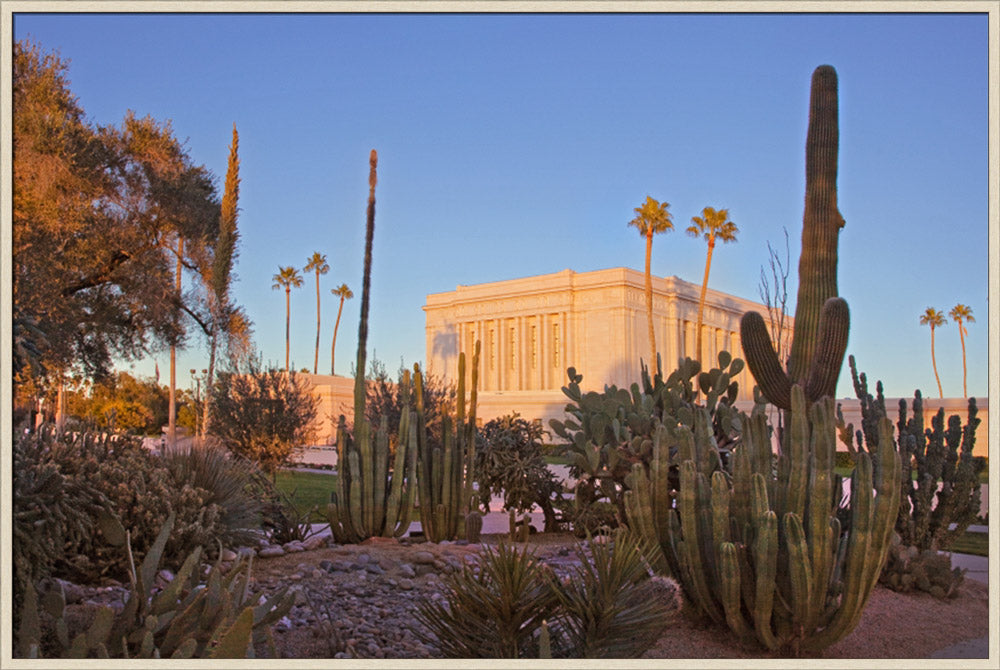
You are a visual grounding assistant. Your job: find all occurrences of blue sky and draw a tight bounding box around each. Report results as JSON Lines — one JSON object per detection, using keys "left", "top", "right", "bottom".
{"left": 11, "top": 9, "right": 992, "bottom": 400}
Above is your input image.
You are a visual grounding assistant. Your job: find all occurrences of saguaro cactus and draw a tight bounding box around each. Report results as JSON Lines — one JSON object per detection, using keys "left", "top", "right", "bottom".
{"left": 415, "top": 340, "right": 481, "bottom": 542}
{"left": 326, "top": 150, "right": 418, "bottom": 543}
{"left": 741, "top": 65, "right": 850, "bottom": 409}
{"left": 626, "top": 384, "right": 901, "bottom": 654}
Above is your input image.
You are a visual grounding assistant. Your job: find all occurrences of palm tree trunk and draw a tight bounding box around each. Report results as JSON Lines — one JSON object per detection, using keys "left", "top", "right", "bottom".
{"left": 644, "top": 230, "right": 656, "bottom": 369}
{"left": 313, "top": 270, "right": 321, "bottom": 374}
{"left": 169, "top": 236, "right": 183, "bottom": 448}
{"left": 959, "top": 323, "right": 968, "bottom": 398}
{"left": 930, "top": 326, "right": 943, "bottom": 399}
{"left": 695, "top": 237, "right": 715, "bottom": 363}
{"left": 284, "top": 287, "right": 291, "bottom": 374}
{"left": 331, "top": 296, "right": 345, "bottom": 375}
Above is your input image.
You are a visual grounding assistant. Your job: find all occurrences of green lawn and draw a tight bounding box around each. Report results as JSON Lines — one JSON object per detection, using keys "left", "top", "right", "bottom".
{"left": 275, "top": 469, "right": 338, "bottom": 521}
{"left": 949, "top": 531, "right": 988, "bottom": 557}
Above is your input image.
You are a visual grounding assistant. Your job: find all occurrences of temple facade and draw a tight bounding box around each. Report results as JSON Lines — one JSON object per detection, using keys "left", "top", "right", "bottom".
{"left": 423, "top": 267, "right": 792, "bottom": 426}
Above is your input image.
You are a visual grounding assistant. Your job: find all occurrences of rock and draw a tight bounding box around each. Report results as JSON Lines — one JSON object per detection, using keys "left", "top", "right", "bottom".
{"left": 355, "top": 552, "right": 371, "bottom": 564}
{"left": 284, "top": 541, "right": 306, "bottom": 553}
{"left": 399, "top": 563, "right": 416, "bottom": 578}
{"left": 303, "top": 535, "right": 327, "bottom": 551}
{"left": 398, "top": 578, "right": 414, "bottom": 590}
{"left": 412, "top": 551, "right": 436, "bottom": 565}
{"left": 259, "top": 546, "right": 286, "bottom": 558}
{"left": 320, "top": 560, "right": 334, "bottom": 572}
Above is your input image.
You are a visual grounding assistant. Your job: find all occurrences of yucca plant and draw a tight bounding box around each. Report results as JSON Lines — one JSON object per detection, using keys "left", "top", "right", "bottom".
{"left": 413, "top": 542, "right": 558, "bottom": 658}
{"left": 414, "top": 532, "right": 677, "bottom": 658}
{"left": 548, "top": 530, "right": 674, "bottom": 658}
{"left": 159, "top": 443, "right": 266, "bottom": 550}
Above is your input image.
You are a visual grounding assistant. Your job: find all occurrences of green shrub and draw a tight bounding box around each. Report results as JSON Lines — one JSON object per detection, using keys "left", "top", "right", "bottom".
{"left": 474, "top": 413, "right": 564, "bottom": 531}
{"left": 14, "top": 427, "right": 266, "bottom": 585}
{"left": 208, "top": 357, "right": 319, "bottom": 473}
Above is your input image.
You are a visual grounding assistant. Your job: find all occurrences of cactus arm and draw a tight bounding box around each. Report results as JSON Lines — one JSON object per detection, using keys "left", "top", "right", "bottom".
{"left": 784, "top": 512, "right": 813, "bottom": 633}
{"left": 678, "top": 461, "right": 725, "bottom": 623}
{"left": 804, "top": 453, "right": 874, "bottom": 650}
{"left": 806, "top": 398, "right": 836, "bottom": 632}
{"left": 740, "top": 310, "right": 792, "bottom": 410}
{"left": 803, "top": 298, "right": 850, "bottom": 403}
{"left": 752, "top": 510, "right": 780, "bottom": 650}
{"left": 718, "top": 542, "right": 755, "bottom": 643}
{"left": 783, "top": 386, "right": 810, "bottom": 520}
{"left": 373, "top": 416, "right": 389, "bottom": 535}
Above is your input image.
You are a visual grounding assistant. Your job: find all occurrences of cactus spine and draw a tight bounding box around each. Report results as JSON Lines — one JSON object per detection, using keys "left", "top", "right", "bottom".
{"left": 741, "top": 65, "right": 850, "bottom": 410}
{"left": 326, "top": 150, "right": 417, "bottom": 543}
{"left": 626, "top": 384, "right": 901, "bottom": 653}
{"left": 415, "top": 340, "right": 480, "bottom": 542}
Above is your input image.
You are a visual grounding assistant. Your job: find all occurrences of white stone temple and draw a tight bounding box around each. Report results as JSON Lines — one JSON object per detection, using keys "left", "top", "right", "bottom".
{"left": 423, "top": 267, "right": 791, "bottom": 426}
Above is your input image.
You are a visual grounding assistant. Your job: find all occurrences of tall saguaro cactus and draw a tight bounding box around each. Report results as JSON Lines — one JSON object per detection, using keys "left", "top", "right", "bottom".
{"left": 741, "top": 65, "right": 850, "bottom": 410}
{"left": 326, "top": 150, "right": 417, "bottom": 543}
{"left": 625, "top": 384, "right": 901, "bottom": 654}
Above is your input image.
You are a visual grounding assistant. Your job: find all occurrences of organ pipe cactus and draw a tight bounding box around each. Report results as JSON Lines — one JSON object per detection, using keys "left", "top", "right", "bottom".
{"left": 325, "top": 150, "right": 418, "bottom": 543}
{"left": 625, "top": 384, "right": 901, "bottom": 654}
{"left": 415, "top": 340, "right": 480, "bottom": 542}
{"left": 741, "top": 65, "right": 850, "bottom": 410}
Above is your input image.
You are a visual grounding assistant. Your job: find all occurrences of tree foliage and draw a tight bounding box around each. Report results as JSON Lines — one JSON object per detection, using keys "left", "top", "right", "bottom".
{"left": 361, "top": 357, "right": 455, "bottom": 451}
{"left": 207, "top": 358, "right": 319, "bottom": 473}
{"left": 13, "top": 39, "right": 220, "bottom": 387}
{"left": 474, "top": 413, "right": 563, "bottom": 531}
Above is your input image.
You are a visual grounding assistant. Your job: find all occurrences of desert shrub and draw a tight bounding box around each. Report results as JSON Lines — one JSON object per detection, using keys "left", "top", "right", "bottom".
{"left": 208, "top": 357, "right": 319, "bottom": 474}
{"left": 474, "top": 413, "right": 563, "bottom": 531}
{"left": 15, "top": 427, "right": 267, "bottom": 585}
{"left": 413, "top": 530, "right": 674, "bottom": 658}
{"left": 12, "top": 426, "right": 110, "bottom": 612}
{"left": 361, "top": 356, "right": 454, "bottom": 451}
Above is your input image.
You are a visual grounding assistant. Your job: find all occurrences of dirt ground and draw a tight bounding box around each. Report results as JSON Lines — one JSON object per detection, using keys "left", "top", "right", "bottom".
{"left": 248, "top": 531, "right": 991, "bottom": 660}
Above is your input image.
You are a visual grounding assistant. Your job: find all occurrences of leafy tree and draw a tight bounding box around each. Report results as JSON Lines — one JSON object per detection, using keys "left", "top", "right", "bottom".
{"left": 272, "top": 266, "right": 304, "bottom": 373}
{"left": 207, "top": 358, "right": 319, "bottom": 474}
{"left": 948, "top": 304, "right": 975, "bottom": 398}
{"left": 12, "top": 39, "right": 218, "bottom": 393}
{"left": 628, "top": 196, "right": 673, "bottom": 368}
{"left": 919, "top": 307, "right": 947, "bottom": 399}
{"left": 474, "top": 413, "right": 563, "bottom": 531}
{"left": 304, "top": 252, "right": 330, "bottom": 374}
{"left": 329, "top": 283, "right": 354, "bottom": 375}
{"left": 687, "top": 206, "right": 739, "bottom": 362}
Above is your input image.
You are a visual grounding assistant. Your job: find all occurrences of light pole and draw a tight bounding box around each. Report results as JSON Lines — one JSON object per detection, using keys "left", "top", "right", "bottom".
{"left": 189, "top": 369, "right": 208, "bottom": 440}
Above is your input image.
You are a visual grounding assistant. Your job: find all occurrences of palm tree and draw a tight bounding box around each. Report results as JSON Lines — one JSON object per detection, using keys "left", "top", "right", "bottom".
{"left": 948, "top": 304, "right": 974, "bottom": 398}
{"left": 330, "top": 283, "right": 354, "bottom": 375}
{"left": 304, "top": 252, "right": 330, "bottom": 374}
{"left": 687, "top": 206, "right": 739, "bottom": 363}
{"left": 628, "top": 196, "right": 674, "bottom": 369}
{"left": 272, "top": 266, "right": 304, "bottom": 373}
{"left": 919, "top": 307, "right": 947, "bottom": 399}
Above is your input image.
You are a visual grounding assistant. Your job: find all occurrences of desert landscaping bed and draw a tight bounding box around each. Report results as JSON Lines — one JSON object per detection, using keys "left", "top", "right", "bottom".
{"left": 48, "top": 531, "right": 986, "bottom": 660}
